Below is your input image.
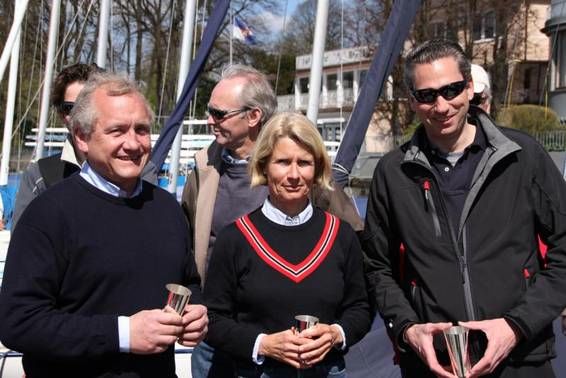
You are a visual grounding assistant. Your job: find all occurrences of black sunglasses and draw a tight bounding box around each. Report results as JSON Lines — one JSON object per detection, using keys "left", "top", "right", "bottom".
{"left": 57, "top": 101, "right": 75, "bottom": 115}
{"left": 207, "top": 105, "right": 249, "bottom": 120}
{"left": 411, "top": 80, "right": 468, "bottom": 104}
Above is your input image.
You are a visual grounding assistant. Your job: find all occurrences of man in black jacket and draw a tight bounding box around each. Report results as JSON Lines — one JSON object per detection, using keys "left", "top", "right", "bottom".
{"left": 363, "top": 39, "right": 566, "bottom": 377}
{"left": 12, "top": 63, "right": 102, "bottom": 228}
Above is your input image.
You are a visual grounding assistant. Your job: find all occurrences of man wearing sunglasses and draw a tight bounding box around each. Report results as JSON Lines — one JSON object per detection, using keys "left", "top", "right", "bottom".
{"left": 363, "top": 39, "right": 566, "bottom": 377}
{"left": 12, "top": 63, "right": 103, "bottom": 228}
{"left": 181, "top": 64, "right": 363, "bottom": 377}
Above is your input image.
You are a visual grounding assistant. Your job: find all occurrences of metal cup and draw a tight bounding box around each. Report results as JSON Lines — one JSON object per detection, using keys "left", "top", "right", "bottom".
{"left": 443, "top": 326, "right": 471, "bottom": 378}
{"left": 294, "top": 315, "right": 319, "bottom": 333}
{"left": 165, "top": 283, "right": 191, "bottom": 314}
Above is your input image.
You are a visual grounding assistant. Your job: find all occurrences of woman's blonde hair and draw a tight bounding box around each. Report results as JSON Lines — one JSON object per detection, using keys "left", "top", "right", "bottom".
{"left": 249, "top": 112, "right": 333, "bottom": 191}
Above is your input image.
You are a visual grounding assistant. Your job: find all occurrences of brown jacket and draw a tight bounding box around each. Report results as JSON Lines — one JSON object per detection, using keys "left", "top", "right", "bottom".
{"left": 181, "top": 141, "right": 364, "bottom": 284}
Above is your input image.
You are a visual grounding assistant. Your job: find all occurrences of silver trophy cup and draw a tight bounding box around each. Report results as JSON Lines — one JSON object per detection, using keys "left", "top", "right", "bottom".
{"left": 165, "top": 283, "right": 191, "bottom": 314}
{"left": 443, "top": 326, "right": 471, "bottom": 378}
{"left": 294, "top": 315, "right": 319, "bottom": 333}
{"left": 294, "top": 315, "right": 319, "bottom": 377}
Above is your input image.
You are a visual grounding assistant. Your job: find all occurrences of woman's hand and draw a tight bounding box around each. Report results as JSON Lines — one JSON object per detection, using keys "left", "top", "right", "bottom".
{"left": 259, "top": 329, "right": 304, "bottom": 368}
{"left": 297, "top": 323, "right": 343, "bottom": 367}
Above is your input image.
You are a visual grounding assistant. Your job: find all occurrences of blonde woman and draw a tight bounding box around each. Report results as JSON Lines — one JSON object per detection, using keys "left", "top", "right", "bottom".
{"left": 204, "top": 112, "right": 370, "bottom": 377}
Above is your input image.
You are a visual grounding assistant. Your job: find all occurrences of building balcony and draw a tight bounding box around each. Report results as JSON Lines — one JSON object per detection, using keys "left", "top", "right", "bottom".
{"left": 277, "top": 88, "right": 356, "bottom": 112}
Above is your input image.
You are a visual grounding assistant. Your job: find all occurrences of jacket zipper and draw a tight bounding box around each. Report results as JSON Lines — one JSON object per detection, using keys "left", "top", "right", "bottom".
{"left": 461, "top": 227, "right": 476, "bottom": 320}
{"left": 422, "top": 179, "right": 442, "bottom": 237}
{"left": 422, "top": 174, "right": 476, "bottom": 321}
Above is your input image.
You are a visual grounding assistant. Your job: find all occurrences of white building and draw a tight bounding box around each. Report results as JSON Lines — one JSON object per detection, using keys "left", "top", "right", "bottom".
{"left": 277, "top": 46, "right": 395, "bottom": 153}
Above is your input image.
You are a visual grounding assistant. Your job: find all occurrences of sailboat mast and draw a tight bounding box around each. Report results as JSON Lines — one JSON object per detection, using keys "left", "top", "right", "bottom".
{"left": 306, "top": 0, "right": 329, "bottom": 124}
{"left": 35, "top": 0, "right": 62, "bottom": 160}
{"left": 0, "top": 0, "right": 29, "bottom": 86}
{"left": 97, "top": 0, "right": 111, "bottom": 68}
{"left": 0, "top": 0, "right": 25, "bottom": 185}
{"left": 167, "top": 0, "right": 198, "bottom": 193}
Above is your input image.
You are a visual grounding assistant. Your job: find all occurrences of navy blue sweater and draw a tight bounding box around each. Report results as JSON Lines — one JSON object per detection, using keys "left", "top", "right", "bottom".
{"left": 0, "top": 175, "right": 201, "bottom": 377}
{"left": 205, "top": 207, "right": 370, "bottom": 369}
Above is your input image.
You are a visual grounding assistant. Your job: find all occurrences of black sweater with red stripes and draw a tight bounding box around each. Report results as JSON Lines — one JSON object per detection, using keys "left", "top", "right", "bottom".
{"left": 203, "top": 207, "right": 370, "bottom": 366}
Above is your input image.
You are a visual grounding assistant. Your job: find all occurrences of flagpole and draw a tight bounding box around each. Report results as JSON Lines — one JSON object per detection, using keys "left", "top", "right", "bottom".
{"left": 306, "top": 0, "right": 329, "bottom": 124}
{"left": 0, "top": 0, "right": 24, "bottom": 185}
{"left": 96, "top": 0, "right": 111, "bottom": 68}
{"left": 167, "top": 0, "right": 197, "bottom": 194}
{"left": 35, "top": 0, "right": 61, "bottom": 160}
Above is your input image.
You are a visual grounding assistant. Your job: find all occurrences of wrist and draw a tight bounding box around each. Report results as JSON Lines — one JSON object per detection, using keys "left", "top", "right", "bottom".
{"left": 402, "top": 323, "right": 415, "bottom": 344}
{"left": 258, "top": 334, "right": 268, "bottom": 356}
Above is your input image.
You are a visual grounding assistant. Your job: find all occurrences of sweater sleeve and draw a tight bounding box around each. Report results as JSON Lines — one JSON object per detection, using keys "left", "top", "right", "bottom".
{"left": 203, "top": 226, "right": 263, "bottom": 361}
{"left": 0, "top": 204, "right": 118, "bottom": 358}
{"left": 362, "top": 159, "right": 420, "bottom": 348}
{"left": 335, "top": 223, "right": 371, "bottom": 347}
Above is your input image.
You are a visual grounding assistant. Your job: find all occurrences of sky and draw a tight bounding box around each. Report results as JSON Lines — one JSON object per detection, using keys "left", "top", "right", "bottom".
{"left": 256, "top": 0, "right": 302, "bottom": 35}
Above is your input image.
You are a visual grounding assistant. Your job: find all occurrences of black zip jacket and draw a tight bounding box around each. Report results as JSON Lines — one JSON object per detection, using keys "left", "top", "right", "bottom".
{"left": 362, "top": 107, "right": 566, "bottom": 367}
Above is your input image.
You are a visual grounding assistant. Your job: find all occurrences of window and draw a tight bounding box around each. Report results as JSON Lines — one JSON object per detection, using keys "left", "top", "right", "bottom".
{"left": 327, "top": 73, "right": 338, "bottom": 91}
{"left": 524, "top": 67, "right": 532, "bottom": 90}
{"left": 473, "top": 11, "right": 496, "bottom": 41}
{"left": 299, "top": 77, "right": 309, "bottom": 93}
{"left": 430, "top": 22, "right": 446, "bottom": 38}
{"left": 484, "top": 11, "right": 495, "bottom": 39}
{"left": 342, "top": 72, "right": 354, "bottom": 89}
{"left": 555, "top": 32, "right": 566, "bottom": 89}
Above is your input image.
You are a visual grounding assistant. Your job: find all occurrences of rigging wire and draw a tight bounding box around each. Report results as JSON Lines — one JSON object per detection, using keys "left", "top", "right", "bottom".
{"left": 190, "top": 0, "right": 208, "bottom": 123}
{"left": 156, "top": 0, "right": 178, "bottom": 123}
{"left": 109, "top": 0, "right": 114, "bottom": 71}
{"left": 274, "top": 0, "right": 290, "bottom": 96}
{"left": 339, "top": 0, "right": 344, "bottom": 140}
{"left": 188, "top": 0, "right": 202, "bottom": 121}
{"left": 7, "top": 0, "right": 96, "bottom": 145}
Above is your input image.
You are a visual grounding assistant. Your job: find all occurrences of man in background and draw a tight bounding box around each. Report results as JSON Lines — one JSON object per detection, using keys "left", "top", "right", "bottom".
{"left": 470, "top": 63, "right": 491, "bottom": 113}
{"left": 12, "top": 63, "right": 103, "bottom": 227}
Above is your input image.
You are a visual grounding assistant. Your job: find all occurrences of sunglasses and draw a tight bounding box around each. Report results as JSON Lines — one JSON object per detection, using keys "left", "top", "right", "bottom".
{"left": 411, "top": 80, "right": 468, "bottom": 104}
{"left": 207, "top": 105, "right": 250, "bottom": 120}
{"left": 57, "top": 101, "right": 75, "bottom": 115}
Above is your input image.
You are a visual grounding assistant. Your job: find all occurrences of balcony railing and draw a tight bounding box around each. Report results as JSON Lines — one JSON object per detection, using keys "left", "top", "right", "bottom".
{"left": 534, "top": 130, "right": 566, "bottom": 151}
{"left": 277, "top": 89, "right": 357, "bottom": 112}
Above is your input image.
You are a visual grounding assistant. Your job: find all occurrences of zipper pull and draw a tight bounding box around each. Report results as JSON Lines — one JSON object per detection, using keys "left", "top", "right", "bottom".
{"left": 422, "top": 179, "right": 431, "bottom": 201}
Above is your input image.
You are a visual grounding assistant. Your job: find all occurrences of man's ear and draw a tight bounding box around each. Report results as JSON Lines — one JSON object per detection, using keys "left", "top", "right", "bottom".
{"left": 247, "top": 108, "right": 263, "bottom": 129}
{"left": 73, "top": 127, "right": 90, "bottom": 155}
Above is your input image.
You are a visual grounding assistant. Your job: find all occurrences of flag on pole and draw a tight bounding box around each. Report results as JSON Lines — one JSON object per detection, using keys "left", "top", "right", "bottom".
{"left": 233, "top": 16, "right": 256, "bottom": 44}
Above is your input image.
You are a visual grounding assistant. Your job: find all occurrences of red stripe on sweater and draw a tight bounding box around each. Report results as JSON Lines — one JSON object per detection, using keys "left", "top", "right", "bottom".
{"left": 235, "top": 212, "right": 340, "bottom": 283}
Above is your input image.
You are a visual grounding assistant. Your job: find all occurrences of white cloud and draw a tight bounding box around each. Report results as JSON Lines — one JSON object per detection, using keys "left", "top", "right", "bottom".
{"left": 256, "top": 10, "right": 286, "bottom": 33}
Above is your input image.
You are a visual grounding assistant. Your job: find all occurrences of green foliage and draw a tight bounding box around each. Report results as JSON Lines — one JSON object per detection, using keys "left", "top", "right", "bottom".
{"left": 402, "top": 119, "right": 420, "bottom": 139}
{"left": 496, "top": 105, "right": 562, "bottom": 134}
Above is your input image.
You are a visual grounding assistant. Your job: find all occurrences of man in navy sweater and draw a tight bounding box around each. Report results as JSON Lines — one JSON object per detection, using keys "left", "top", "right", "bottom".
{"left": 0, "top": 72, "right": 208, "bottom": 377}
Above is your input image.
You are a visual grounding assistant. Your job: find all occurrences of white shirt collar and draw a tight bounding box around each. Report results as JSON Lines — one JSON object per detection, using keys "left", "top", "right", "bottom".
{"left": 61, "top": 137, "right": 81, "bottom": 167}
{"left": 261, "top": 198, "right": 313, "bottom": 226}
{"left": 79, "top": 162, "right": 142, "bottom": 198}
{"left": 221, "top": 148, "right": 248, "bottom": 165}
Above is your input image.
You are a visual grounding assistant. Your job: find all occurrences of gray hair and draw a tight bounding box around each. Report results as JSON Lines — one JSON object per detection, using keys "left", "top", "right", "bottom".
{"left": 404, "top": 39, "right": 471, "bottom": 91}
{"left": 70, "top": 72, "right": 155, "bottom": 136}
{"left": 220, "top": 64, "right": 277, "bottom": 126}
